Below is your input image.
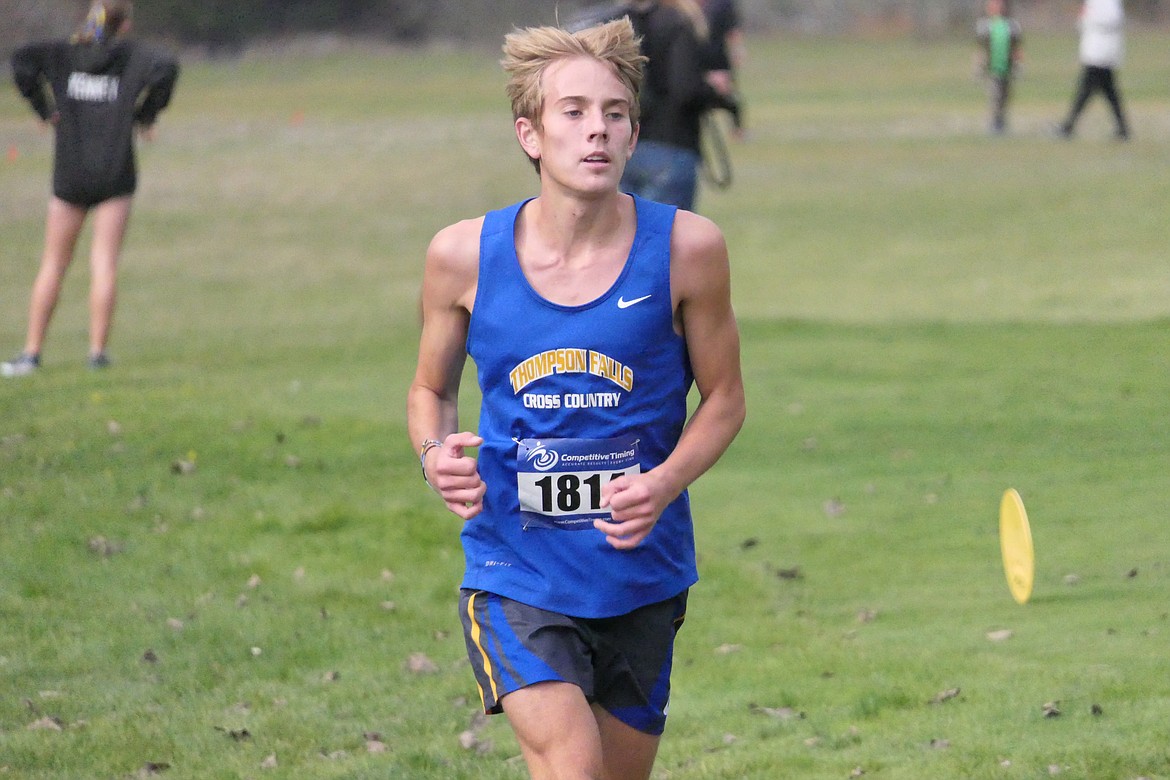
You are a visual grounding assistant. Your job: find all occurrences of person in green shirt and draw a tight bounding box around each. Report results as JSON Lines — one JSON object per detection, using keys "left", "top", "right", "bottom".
{"left": 975, "top": 0, "right": 1022, "bottom": 135}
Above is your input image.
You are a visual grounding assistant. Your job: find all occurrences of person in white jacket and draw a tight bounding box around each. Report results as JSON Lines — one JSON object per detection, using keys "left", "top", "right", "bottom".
{"left": 1058, "top": 0, "right": 1130, "bottom": 139}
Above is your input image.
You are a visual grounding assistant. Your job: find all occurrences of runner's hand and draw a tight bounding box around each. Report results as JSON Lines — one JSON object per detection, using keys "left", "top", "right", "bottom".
{"left": 427, "top": 432, "right": 485, "bottom": 520}
{"left": 595, "top": 470, "right": 672, "bottom": 550}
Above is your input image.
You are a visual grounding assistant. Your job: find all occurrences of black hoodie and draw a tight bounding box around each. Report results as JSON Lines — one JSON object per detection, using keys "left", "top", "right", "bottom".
{"left": 623, "top": 2, "right": 729, "bottom": 154}
{"left": 12, "top": 38, "right": 179, "bottom": 205}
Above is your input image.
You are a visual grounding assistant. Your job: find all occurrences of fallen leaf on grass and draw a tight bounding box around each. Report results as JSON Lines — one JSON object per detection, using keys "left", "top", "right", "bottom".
{"left": 986, "top": 629, "right": 1013, "bottom": 642}
{"left": 850, "top": 767, "right": 866, "bottom": 777}
{"left": 407, "top": 653, "right": 439, "bottom": 674}
{"left": 714, "top": 643, "right": 742, "bottom": 655}
{"left": 87, "top": 535, "right": 124, "bottom": 558}
{"left": 929, "top": 688, "right": 961, "bottom": 705}
{"left": 458, "top": 711, "right": 493, "bottom": 754}
{"left": 170, "top": 459, "right": 196, "bottom": 475}
{"left": 702, "top": 733, "right": 738, "bottom": 754}
{"left": 136, "top": 762, "right": 170, "bottom": 776}
{"left": 260, "top": 754, "right": 277, "bottom": 769}
{"left": 749, "top": 704, "right": 804, "bottom": 721}
{"left": 856, "top": 608, "right": 877, "bottom": 623}
{"left": 27, "top": 716, "right": 63, "bottom": 731}
{"left": 215, "top": 726, "right": 252, "bottom": 741}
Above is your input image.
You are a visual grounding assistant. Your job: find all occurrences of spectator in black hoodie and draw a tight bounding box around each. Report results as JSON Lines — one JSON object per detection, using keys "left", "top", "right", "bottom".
{"left": 4, "top": 1, "right": 179, "bottom": 377}
{"left": 619, "top": 0, "right": 738, "bottom": 211}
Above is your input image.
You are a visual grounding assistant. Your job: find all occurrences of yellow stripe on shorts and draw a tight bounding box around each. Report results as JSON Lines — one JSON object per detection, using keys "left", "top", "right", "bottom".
{"left": 466, "top": 591, "right": 499, "bottom": 709}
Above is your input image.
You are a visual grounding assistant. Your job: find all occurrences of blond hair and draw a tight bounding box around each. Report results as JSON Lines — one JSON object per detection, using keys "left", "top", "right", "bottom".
{"left": 73, "top": 1, "right": 133, "bottom": 45}
{"left": 502, "top": 17, "right": 647, "bottom": 131}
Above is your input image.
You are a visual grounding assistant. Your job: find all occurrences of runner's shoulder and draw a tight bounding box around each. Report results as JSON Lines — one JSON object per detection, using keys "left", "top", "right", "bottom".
{"left": 427, "top": 216, "right": 485, "bottom": 273}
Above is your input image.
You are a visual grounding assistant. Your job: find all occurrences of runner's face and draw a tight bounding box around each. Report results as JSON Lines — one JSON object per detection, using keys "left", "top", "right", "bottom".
{"left": 519, "top": 56, "right": 637, "bottom": 195}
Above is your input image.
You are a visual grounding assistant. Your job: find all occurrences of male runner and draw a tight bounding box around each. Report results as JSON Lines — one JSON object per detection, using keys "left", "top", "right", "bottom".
{"left": 406, "top": 18, "right": 745, "bottom": 779}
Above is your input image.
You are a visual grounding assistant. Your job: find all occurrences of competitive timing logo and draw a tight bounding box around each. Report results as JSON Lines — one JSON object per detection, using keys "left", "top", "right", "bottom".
{"left": 524, "top": 442, "right": 560, "bottom": 471}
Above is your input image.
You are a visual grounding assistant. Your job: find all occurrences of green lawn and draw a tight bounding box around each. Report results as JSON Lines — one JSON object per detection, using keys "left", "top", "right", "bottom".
{"left": 2, "top": 29, "right": 1169, "bottom": 779}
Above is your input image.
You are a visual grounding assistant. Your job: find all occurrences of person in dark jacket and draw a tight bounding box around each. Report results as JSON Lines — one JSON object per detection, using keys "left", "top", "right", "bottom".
{"left": 619, "top": 0, "right": 737, "bottom": 211}
{"left": 3, "top": 0, "right": 179, "bottom": 377}
{"left": 699, "top": 0, "right": 746, "bottom": 135}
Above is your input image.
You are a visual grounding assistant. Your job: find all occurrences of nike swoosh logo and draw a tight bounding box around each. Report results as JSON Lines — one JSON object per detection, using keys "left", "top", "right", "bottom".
{"left": 617, "top": 294, "right": 652, "bottom": 309}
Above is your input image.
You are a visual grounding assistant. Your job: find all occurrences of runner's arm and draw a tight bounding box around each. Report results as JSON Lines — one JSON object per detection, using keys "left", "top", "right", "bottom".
{"left": 406, "top": 219, "right": 486, "bottom": 520}
{"left": 597, "top": 211, "right": 746, "bottom": 548}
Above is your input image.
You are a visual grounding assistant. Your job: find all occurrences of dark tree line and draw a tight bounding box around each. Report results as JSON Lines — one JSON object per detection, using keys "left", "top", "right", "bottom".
{"left": 132, "top": 0, "right": 445, "bottom": 48}
{"left": 1, "top": 0, "right": 580, "bottom": 51}
{"left": 3, "top": 0, "right": 1165, "bottom": 55}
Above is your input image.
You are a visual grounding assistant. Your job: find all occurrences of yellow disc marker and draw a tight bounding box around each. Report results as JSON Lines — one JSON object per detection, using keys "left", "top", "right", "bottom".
{"left": 999, "top": 488, "right": 1035, "bottom": 604}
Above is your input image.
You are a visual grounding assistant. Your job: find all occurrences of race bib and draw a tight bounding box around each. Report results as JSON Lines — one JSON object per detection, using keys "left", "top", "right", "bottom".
{"left": 516, "top": 435, "right": 641, "bottom": 530}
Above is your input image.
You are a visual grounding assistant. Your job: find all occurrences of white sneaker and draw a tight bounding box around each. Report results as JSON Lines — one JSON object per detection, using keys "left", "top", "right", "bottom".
{"left": 1, "top": 353, "right": 40, "bottom": 377}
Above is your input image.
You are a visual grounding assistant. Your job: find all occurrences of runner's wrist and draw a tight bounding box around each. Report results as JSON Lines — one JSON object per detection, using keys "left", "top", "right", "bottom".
{"left": 419, "top": 438, "right": 442, "bottom": 488}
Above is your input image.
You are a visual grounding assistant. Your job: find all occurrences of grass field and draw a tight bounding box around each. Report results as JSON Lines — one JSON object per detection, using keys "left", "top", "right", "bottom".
{"left": 2, "top": 28, "right": 1170, "bottom": 779}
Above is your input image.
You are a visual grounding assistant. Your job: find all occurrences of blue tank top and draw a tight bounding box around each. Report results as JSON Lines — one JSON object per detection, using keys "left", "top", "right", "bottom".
{"left": 463, "top": 195, "right": 698, "bottom": 618}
